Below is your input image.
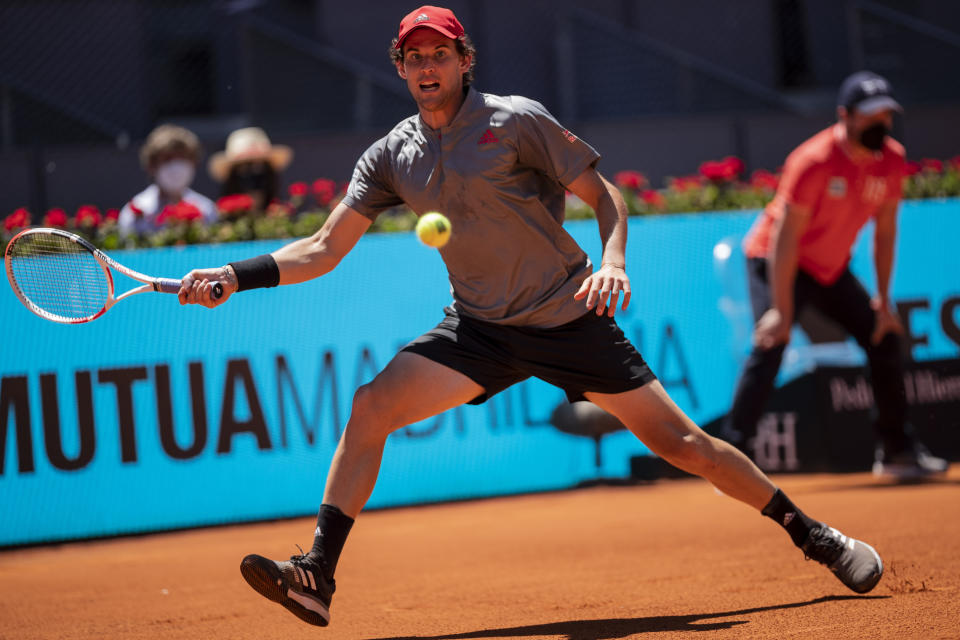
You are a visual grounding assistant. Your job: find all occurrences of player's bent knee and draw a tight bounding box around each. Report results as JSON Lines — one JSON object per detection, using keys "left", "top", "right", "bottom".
{"left": 344, "top": 383, "right": 403, "bottom": 442}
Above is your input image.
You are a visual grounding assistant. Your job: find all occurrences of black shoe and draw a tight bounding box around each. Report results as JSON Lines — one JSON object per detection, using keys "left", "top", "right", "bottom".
{"left": 801, "top": 525, "right": 883, "bottom": 594}
{"left": 240, "top": 552, "right": 333, "bottom": 626}
{"left": 873, "top": 443, "right": 948, "bottom": 479}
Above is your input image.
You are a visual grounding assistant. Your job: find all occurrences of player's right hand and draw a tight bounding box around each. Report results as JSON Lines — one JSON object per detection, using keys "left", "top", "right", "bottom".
{"left": 178, "top": 265, "right": 238, "bottom": 308}
{"left": 753, "top": 308, "right": 791, "bottom": 349}
{"left": 573, "top": 262, "right": 631, "bottom": 317}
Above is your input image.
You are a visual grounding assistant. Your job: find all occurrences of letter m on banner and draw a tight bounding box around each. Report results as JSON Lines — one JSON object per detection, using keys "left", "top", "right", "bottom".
{"left": 1, "top": 376, "right": 34, "bottom": 475}
{"left": 276, "top": 352, "right": 341, "bottom": 447}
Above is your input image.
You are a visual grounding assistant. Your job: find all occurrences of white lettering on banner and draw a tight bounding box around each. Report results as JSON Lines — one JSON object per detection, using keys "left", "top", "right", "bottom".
{"left": 910, "top": 370, "right": 960, "bottom": 403}
{"left": 830, "top": 368, "right": 960, "bottom": 412}
{"left": 830, "top": 377, "right": 874, "bottom": 411}
{"left": 752, "top": 413, "right": 800, "bottom": 472}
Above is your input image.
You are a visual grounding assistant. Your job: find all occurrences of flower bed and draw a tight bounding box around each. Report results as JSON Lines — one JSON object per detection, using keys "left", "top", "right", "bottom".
{"left": 4, "top": 156, "right": 959, "bottom": 250}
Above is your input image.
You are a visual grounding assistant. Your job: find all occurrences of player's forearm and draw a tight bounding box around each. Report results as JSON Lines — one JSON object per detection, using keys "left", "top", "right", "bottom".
{"left": 768, "top": 221, "right": 799, "bottom": 320}
{"left": 271, "top": 234, "right": 341, "bottom": 285}
{"left": 265, "top": 205, "right": 370, "bottom": 286}
{"left": 874, "top": 230, "right": 896, "bottom": 305}
{"left": 596, "top": 180, "right": 628, "bottom": 267}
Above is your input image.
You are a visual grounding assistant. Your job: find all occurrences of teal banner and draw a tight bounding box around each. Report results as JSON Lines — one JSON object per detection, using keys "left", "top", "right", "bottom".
{"left": 2, "top": 200, "right": 958, "bottom": 545}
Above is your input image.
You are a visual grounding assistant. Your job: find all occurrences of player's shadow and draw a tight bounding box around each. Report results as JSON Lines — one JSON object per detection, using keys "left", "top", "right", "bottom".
{"left": 369, "top": 594, "right": 888, "bottom": 640}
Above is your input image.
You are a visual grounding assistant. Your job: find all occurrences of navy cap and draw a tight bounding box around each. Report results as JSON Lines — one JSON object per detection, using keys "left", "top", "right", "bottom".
{"left": 838, "top": 71, "right": 903, "bottom": 115}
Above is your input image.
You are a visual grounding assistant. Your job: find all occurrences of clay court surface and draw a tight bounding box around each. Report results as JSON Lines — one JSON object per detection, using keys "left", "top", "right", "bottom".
{"left": 2, "top": 470, "right": 958, "bottom": 640}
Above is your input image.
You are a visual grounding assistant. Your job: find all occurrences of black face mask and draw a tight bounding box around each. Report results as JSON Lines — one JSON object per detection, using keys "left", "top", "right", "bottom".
{"left": 859, "top": 123, "right": 888, "bottom": 151}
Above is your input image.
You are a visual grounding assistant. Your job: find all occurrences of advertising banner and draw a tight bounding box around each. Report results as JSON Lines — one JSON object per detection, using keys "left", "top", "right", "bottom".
{"left": 2, "top": 200, "right": 958, "bottom": 545}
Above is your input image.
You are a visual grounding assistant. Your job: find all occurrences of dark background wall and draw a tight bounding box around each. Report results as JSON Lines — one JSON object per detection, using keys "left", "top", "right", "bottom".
{"left": 2, "top": 0, "right": 960, "bottom": 215}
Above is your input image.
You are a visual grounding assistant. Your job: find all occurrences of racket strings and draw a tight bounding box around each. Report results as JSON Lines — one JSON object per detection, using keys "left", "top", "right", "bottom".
{"left": 7, "top": 233, "right": 109, "bottom": 320}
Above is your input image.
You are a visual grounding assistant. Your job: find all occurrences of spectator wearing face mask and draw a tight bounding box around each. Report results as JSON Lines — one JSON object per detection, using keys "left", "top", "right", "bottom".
{"left": 118, "top": 124, "right": 217, "bottom": 236}
{"left": 208, "top": 127, "right": 293, "bottom": 212}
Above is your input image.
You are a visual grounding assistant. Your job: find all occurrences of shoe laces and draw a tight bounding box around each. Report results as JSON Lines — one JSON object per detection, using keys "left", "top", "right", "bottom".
{"left": 289, "top": 544, "right": 310, "bottom": 565}
{"left": 288, "top": 545, "right": 334, "bottom": 590}
{"left": 802, "top": 526, "right": 844, "bottom": 566}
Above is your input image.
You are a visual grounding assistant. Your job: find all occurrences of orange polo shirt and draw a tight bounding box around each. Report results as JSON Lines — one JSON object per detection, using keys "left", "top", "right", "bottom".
{"left": 743, "top": 124, "right": 905, "bottom": 285}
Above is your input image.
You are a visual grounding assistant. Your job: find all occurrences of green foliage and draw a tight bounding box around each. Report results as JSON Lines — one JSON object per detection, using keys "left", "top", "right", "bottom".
{"left": 4, "top": 159, "right": 960, "bottom": 250}
{"left": 903, "top": 163, "right": 960, "bottom": 200}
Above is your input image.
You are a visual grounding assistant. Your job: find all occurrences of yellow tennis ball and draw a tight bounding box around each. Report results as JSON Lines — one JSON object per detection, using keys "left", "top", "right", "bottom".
{"left": 416, "top": 212, "right": 452, "bottom": 248}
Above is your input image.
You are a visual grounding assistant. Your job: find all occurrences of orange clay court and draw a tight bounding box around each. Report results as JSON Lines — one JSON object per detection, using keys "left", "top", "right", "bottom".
{"left": 1, "top": 470, "right": 958, "bottom": 640}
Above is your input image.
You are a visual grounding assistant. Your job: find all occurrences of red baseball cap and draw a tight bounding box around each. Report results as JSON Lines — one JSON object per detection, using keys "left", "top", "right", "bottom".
{"left": 395, "top": 6, "right": 465, "bottom": 50}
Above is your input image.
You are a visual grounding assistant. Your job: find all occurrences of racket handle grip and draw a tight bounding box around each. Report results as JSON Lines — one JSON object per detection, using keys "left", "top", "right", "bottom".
{"left": 156, "top": 279, "right": 223, "bottom": 299}
{"left": 156, "top": 278, "right": 183, "bottom": 294}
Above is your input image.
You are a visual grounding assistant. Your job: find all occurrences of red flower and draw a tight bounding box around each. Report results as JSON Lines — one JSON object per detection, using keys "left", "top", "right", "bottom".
{"left": 156, "top": 202, "right": 202, "bottom": 225}
{"left": 750, "top": 169, "right": 779, "bottom": 192}
{"left": 216, "top": 194, "right": 255, "bottom": 215}
{"left": 312, "top": 178, "right": 337, "bottom": 207}
{"left": 613, "top": 170, "right": 647, "bottom": 191}
{"left": 156, "top": 205, "right": 175, "bottom": 226}
{"left": 950, "top": 156, "right": 960, "bottom": 171}
{"left": 724, "top": 156, "right": 745, "bottom": 176}
{"left": 4, "top": 207, "right": 31, "bottom": 232}
{"left": 75, "top": 205, "right": 102, "bottom": 229}
{"left": 904, "top": 161, "right": 923, "bottom": 177}
{"left": 640, "top": 189, "right": 667, "bottom": 210}
{"left": 921, "top": 158, "right": 943, "bottom": 173}
{"left": 699, "top": 156, "right": 743, "bottom": 183}
{"left": 105, "top": 208, "right": 120, "bottom": 221}
{"left": 44, "top": 208, "right": 68, "bottom": 227}
{"left": 288, "top": 182, "right": 309, "bottom": 198}
{"left": 669, "top": 176, "right": 704, "bottom": 192}
{"left": 699, "top": 160, "right": 732, "bottom": 181}
{"left": 267, "top": 200, "right": 294, "bottom": 218}
{"left": 175, "top": 201, "right": 203, "bottom": 222}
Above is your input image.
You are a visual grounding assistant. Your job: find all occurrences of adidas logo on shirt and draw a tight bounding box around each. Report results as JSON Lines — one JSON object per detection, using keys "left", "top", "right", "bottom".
{"left": 477, "top": 129, "right": 499, "bottom": 145}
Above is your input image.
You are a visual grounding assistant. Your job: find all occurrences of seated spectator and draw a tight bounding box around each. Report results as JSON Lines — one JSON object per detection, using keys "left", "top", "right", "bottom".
{"left": 208, "top": 127, "right": 293, "bottom": 212}
{"left": 119, "top": 124, "right": 217, "bottom": 236}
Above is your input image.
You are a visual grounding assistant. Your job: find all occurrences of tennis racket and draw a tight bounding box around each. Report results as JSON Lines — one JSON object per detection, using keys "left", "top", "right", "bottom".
{"left": 4, "top": 227, "right": 222, "bottom": 324}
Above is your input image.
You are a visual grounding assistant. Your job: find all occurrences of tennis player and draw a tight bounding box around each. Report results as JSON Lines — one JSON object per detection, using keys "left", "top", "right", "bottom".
{"left": 179, "top": 6, "right": 885, "bottom": 627}
{"left": 723, "top": 71, "right": 948, "bottom": 480}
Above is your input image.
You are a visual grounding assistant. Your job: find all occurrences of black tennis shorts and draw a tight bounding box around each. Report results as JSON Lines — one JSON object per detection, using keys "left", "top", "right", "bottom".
{"left": 401, "top": 306, "right": 657, "bottom": 404}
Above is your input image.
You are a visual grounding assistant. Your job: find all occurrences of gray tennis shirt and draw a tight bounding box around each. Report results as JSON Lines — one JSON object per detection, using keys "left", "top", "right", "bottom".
{"left": 341, "top": 87, "right": 600, "bottom": 328}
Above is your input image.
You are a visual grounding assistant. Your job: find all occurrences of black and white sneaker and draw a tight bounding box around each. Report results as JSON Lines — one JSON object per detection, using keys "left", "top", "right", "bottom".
{"left": 240, "top": 552, "right": 333, "bottom": 626}
{"left": 873, "top": 443, "right": 948, "bottom": 480}
{"left": 802, "top": 525, "right": 883, "bottom": 594}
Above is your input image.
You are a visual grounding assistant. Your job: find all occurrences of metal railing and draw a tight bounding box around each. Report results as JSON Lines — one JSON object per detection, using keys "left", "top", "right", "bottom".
{"left": 0, "top": 73, "right": 128, "bottom": 151}
{"left": 852, "top": 0, "right": 960, "bottom": 65}
{"left": 555, "top": 8, "right": 803, "bottom": 122}
{"left": 240, "top": 14, "right": 410, "bottom": 132}
{"left": 848, "top": 0, "right": 960, "bottom": 102}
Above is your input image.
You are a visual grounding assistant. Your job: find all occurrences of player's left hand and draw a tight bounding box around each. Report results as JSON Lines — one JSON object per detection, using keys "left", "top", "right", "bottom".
{"left": 870, "top": 298, "right": 904, "bottom": 345}
{"left": 574, "top": 263, "right": 631, "bottom": 317}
